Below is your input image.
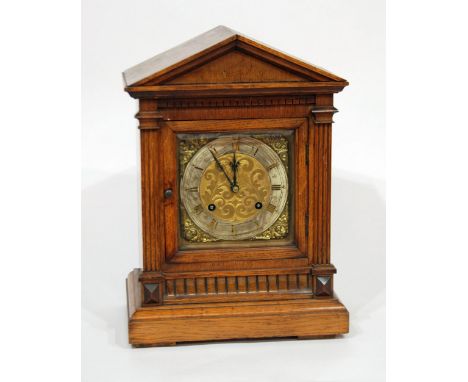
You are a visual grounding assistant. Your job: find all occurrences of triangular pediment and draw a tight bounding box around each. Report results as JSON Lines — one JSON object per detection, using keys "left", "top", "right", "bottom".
{"left": 123, "top": 26, "right": 346, "bottom": 88}
{"left": 164, "top": 49, "right": 308, "bottom": 85}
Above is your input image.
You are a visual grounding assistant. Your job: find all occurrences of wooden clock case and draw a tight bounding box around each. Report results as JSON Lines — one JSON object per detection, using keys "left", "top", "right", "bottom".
{"left": 124, "top": 26, "right": 349, "bottom": 347}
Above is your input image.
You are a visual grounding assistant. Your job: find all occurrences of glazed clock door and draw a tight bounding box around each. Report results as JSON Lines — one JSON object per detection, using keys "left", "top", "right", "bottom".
{"left": 180, "top": 135, "right": 289, "bottom": 241}
{"left": 160, "top": 118, "right": 310, "bottom": 269}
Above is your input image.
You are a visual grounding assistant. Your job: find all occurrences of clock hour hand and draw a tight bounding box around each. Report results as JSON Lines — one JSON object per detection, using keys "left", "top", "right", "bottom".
{"left": 209, "top": 149, "right": 234, "bottom": 188}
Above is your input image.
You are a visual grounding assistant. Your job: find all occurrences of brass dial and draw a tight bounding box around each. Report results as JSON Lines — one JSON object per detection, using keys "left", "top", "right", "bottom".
{"left": 180, "top": 136, "right": 288, "bottom": 240}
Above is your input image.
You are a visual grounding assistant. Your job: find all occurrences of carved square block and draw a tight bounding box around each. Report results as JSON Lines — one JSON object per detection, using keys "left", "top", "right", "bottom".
{"left": 143, "top": 283, "right": 162, "bottom": 305}
{"left": 315, "top": 276, "right": 332, "bottom": 297}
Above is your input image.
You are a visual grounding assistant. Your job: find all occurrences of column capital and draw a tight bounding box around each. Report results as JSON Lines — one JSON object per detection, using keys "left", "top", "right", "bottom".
{"left": 311, "top": 105, "right": 338, "bottom": 124}
{"left": 135, "top": 111, "right": 164, "bottom": 130}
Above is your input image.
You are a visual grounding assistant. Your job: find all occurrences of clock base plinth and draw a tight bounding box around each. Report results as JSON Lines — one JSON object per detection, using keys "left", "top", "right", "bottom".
{"left": 127, "top": 269, "right": 349, "bottom": 347}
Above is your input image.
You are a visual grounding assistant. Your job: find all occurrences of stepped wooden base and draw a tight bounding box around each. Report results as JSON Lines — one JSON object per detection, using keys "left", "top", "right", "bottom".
{"left": 127, "top": 269, "right": 349, "bottom": 347}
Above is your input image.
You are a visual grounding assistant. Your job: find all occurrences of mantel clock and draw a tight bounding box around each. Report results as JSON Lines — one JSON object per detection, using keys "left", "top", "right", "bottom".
{"left": 123, "top": 26, "right": 349, "bottom": 346}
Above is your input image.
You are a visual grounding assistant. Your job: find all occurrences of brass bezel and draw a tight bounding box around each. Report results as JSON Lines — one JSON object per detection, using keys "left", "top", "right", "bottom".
{"left": 177, "top": 130, "right": 295, "bottom": 249}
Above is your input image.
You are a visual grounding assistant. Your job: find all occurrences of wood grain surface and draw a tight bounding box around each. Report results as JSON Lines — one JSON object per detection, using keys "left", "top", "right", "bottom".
{"left": 123, "top": 25, "right": 346, "bottom": 87}
{"left": 123, "top": 26, "right": 349, "bottom": 346}
{"left": 127, "top": 269, "right": 348, "bottom": 346}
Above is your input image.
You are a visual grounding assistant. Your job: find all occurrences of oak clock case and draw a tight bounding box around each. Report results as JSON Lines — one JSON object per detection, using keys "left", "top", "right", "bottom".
{"left": 123, "top": 26, "right": 350, "bottom": 347}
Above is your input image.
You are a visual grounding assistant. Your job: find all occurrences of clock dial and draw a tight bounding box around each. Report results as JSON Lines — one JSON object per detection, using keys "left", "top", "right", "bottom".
{"left": 180, "top": 136, "right": 288, "bottom": 240}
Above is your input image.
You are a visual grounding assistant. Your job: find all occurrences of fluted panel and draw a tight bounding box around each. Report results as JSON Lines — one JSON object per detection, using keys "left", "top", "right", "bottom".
{"left": 165, "top": 273, "right": 311, "bottom": 297}
{"left": 309, "top": 123, "right": 332, "bottom": 264}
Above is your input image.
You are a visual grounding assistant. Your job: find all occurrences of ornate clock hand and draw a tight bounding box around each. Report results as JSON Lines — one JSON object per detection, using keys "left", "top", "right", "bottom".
{"left": 231, "top": 151, "right": 240, "bottom": 193}
{"left": 209, "top": 149, "right": 234, "bottom": 188}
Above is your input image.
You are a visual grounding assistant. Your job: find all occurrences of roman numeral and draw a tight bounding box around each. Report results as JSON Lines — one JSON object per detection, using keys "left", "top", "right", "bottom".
{"left": 267, "top": 163, "right": 278, "bottom": 171}
{"left": 193, "top": 205, "right": 203, "bottom": 214}
{"left": 209, "top": 145, "right": 218, "bottom": 153}
{"left": 232, "top": 138, "right": 240, "bottom": 151}
{"left": 193, "top": 165, "right": 204, "bottom": 171}
{"left": 252, "top": 146, "right": 259, "bottom": 156}
{"left": 185, "top": 187, "right": 198, "bottom": 192}
{"left": 271, "top": 184, "right": 282, "bottom": 191}
{"left": 208, "top": 219, "right": 218, "bottom": 230}
{"left": 266, "top": 203, "right": 276, "bottom": 213}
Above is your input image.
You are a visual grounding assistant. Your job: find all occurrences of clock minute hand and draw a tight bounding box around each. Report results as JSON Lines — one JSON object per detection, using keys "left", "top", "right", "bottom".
{"left": 209, "top": 149, "right": 234, "bottom": 187}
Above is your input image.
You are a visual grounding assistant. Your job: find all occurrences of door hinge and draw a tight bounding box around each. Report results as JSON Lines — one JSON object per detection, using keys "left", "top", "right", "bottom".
{"left": 305, "top": 213, "right": 309, "bottom": 237}
{"left": 305, "top": 143, "right": 309, "bottom": 166}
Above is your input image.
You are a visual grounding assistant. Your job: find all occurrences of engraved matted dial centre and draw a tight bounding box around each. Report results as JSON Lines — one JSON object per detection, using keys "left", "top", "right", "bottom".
{"left": 199, "top": 152, "right": 271, "bottom": 223}
{"left": 181, "top": 136, "right": 288, "bottom": 240}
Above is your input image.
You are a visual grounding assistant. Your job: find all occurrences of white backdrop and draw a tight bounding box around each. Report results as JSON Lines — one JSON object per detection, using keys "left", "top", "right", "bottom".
{"left": 82, "top": 1, "right": 385, "bottom": 381}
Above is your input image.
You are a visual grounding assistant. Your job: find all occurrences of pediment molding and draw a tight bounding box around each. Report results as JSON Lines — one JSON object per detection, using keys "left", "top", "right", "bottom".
{"left": 123, "top": 26, "right": 348, "bottom": 95}
{"left": 161, "top": 48, "right": 309, "bottom": 85}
